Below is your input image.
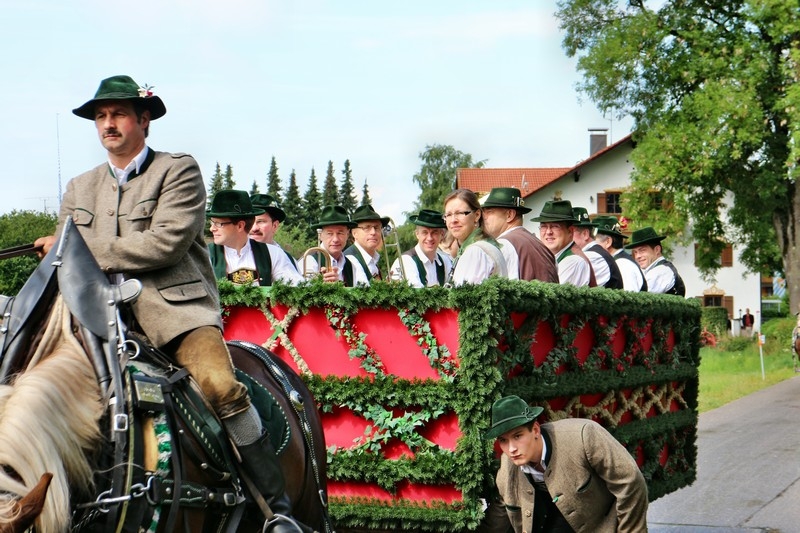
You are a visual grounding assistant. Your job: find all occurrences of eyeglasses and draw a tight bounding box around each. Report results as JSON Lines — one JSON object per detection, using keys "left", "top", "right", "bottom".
{"left": 355, "top": 224, "right": 382, "bottom": 233}
{"left": 442, "top": 210, "right": 473, "bottom": 220}
{"left": 209, "top": 221, "right": 233, "bottom": 229}
{"left": 539, "top": 223, "right": 566, "bottom": 232}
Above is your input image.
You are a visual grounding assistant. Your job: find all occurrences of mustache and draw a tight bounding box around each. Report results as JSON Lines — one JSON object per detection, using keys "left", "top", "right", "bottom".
{"left": 103, "top": 128, "right": 120, "bottom": 137}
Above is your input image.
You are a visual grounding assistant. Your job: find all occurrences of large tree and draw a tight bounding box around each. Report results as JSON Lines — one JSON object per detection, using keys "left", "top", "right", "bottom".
{"left": 266, "top": 156, "right": 282, "bottom": 202}
{"left": 322, "top": 160, "right": 339, "bottom": 207}
{"left": 556, "top": 0, "right": 798, "bottom": 308}
{"left": 339, "top": 159, "right": 358, "bottom": 212}
{"left": 0, "top": 210, "right": 58, "bottom": 295}
{"left": 412, "top": 144, "right": 485, "bottom": 212}
{"left": 303, "top": 167, "right": 322, "bottom": 230}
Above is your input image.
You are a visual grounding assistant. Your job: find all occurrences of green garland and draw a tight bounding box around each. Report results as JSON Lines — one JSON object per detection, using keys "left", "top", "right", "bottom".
{"left": 217, "top": 277, "right": 701, "bottom": 532}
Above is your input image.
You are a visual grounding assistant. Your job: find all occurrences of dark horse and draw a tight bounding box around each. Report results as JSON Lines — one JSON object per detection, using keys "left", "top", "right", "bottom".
{"left": 0, "top": 221, "right": 331, "bottom": 533}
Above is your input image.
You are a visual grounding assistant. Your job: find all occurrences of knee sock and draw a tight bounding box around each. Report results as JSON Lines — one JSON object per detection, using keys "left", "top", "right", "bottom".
{"left": 223, "top": 404, "right": 263, "bottom": 447}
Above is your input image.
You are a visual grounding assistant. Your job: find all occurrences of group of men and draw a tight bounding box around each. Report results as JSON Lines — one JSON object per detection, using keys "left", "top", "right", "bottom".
{"left": 204, "top": 184, "right": 685, "bottom": 298}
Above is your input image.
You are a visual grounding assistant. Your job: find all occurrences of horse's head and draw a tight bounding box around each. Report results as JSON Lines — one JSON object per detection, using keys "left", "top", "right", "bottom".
{"left": 0, "top": 473, "right": 52, "bottom": 533}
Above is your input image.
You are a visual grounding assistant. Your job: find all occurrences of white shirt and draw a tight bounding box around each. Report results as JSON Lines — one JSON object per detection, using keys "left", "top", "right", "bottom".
{"left": 582, "top": 243, "right": 610, "bottom": 287}
{"left": 612, "top": 249, "right": 646, "bottom": 292}
{"left": 350, "top": 242, "right": 382, "bottom": 279}
{"left": 223, "top": 241, "right": 303, "bottom": 286}
{"left": 644, "top": 256, "right": 676, "bottom": 294}
{"left": 109, "top": 146, "right": 149, "bottom": 185}
{"left": 520, "top": 437, "right": 549, "bottom": 482}
{"left": 452, "top": 241, "right": 507, "bottom": 286}
{"left": 555, "top": 243, "right": 591, "bottom": 287}
{"left": 303, "top": 247, "right": 372, "bottom": 286}
{"left": 390, "top": 245, "right": 453, "bottom": 287}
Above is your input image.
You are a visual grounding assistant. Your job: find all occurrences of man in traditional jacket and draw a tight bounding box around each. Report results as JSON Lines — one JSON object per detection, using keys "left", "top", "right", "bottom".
{"left": 593, "top": 215, "right": 647, "bottom": 292}
{"left": 485, "top": 395, "right": 648, "bottom": 533}
{"left": 625, "top": 227, "right": 686, "bottom": 296}
{"left": 390, "top": 209, "right": 453, "bottom": 287}
{"left": 532, "top": 200, "right": 596, "bottom": 287}
{"left": 481, "top": 187, "right": 558, "bottom": 283}
{"left": 571, "top": 207, "right": 623, "bottom": 289}
{"left": 207, "top": 189, "right": 302, "bottom": 286}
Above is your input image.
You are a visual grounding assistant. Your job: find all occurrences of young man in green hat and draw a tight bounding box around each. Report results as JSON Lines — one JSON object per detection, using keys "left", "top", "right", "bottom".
{"left": 484, "top": 395, "right": 648, "bottom": 532}
{"left": 571, "top": 207, "right": 623, "bottom": 289}
{"left": 481, "top": 187, "right": 558, "bottom": 283}
{"left": 35, "top": 76, "right": 309, "bottom": 532}
{"left": 624, "top": 227, "right": 686, "bottom": 296}
{"left": 531, "top": 200, "right": 596, "bottom": 287}
{"left": 344, "top": 204, "right": 390, "bottom": 283}
{"left": 207, "top": 189, "right": 303, "bottom": 286}
{"left": 593, "top": 216, "right": 648, "bottom": 292}
{"left": 249, "top": 193, "right": 299, "bottom": 271}
{"left": 389, "top": 209, "right": 453, "bottom": 287}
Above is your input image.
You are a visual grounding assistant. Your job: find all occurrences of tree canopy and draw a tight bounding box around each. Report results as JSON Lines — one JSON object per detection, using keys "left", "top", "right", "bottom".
{"left": 411, "top": 144, "right": 485, "bottom": 213}
{"left": 0, "top": 210, "right": 57, "bottom": 295}
{"left": 557, "top": 0, "right": 800, "bottom": 308}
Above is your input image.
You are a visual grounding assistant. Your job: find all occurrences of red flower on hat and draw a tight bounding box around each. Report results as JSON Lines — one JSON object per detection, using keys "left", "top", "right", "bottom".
{"left": 618, "top": 216, "right": 629, "bottom": 230}
{"left": 138, "top": 84, "right": 155, "bottom": 98}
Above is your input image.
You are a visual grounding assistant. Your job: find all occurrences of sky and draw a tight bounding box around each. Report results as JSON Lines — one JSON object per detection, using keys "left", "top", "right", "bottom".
{"left": 1, "top": 0, "right": 633, "bottom": 224}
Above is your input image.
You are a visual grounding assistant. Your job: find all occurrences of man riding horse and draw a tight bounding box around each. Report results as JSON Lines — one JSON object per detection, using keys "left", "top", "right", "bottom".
{"left": 34, "top": 75, "right": 309, "bottom": 533}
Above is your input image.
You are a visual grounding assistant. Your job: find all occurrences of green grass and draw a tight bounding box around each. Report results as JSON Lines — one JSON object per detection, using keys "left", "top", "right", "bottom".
{"left": 698, "top": 316, "right": 799, "bottom": 412}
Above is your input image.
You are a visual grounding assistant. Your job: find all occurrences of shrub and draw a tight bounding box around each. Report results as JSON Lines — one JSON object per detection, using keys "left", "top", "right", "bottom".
{"left": 701, "top": 307, "right": 729, "bottom": 338}
{"left": 718, "top": 336, "right": 752, "bottom": 352}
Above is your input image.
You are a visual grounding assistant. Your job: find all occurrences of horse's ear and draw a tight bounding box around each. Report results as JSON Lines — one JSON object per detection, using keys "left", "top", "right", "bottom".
{"left": 0, "top": 472, "right": 53, "bottom": 533}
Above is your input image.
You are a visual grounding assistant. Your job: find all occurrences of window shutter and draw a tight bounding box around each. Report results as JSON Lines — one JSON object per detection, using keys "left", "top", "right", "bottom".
{"left": 721, "top": 244, "right": 733, "bottom": 267}
{"left": 597, "top": 192, "right": 607, "bottom": 213}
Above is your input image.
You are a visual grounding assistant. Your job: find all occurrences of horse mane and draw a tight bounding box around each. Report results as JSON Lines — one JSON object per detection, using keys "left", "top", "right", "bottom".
{"left": 0, "top": 335, "right": 103, "bottom": 532}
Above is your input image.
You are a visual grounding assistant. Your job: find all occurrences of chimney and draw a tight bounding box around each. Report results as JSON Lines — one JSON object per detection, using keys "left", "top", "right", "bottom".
{"left": 589, "top": 128, "right": 609, "bottom": 156}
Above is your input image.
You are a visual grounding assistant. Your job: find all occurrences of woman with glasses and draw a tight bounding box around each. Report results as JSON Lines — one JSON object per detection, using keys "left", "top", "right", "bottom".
{"left": 443, "top": 188, "right": 507, "bottom": 285}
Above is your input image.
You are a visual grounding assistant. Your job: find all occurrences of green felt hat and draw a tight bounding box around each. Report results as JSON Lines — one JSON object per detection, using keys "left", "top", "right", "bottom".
{"left": 572, "top": 207, "right": 597, "bottom": 228}
{"left": 206, "top": 190, "right": 264, "bottom": 218}
{"left": 73, "top": 75, "right": 166, "bottom": 120}
{"left": 250, "top": 193, "right": 287, "bottom": 222}
{"left": 311, "top": 205, "right": 357, "bottom": 230}
{"left": 480, "top": 187, "right": 531, "bottom": 214}
{"left": 351, "top": 204, "right": 390, "bottom": 226}
{"left": 484, "top": 395, "right": 544, "bottom": 440}
{"left": 409, "top": 209, "right": 447, "bottom": 229}
{"left": 593, "top": 215, "right": 627, "bottom": 238}
{"left": 624, "top": 226, "right": 666, "bottom": 249}
{"left": 530, "top": 200, "right": 576, "bottom": 223}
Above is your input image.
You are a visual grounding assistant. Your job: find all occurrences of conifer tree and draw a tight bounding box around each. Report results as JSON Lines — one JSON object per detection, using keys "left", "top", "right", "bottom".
{"left": 361, "top": 178, "right": 372, "bottom": 207}
{"left": 249, "top": 180, "right": 260, "bottom": 195}
{"left": 266, "top": 156, "right": 282, "bottom": 202}
{"left": 322, "top": 160, "right": 338, "bottom": 207}
{"left": 207, "top": 162, "right": 225, "bottom": 209}
{"left": 283, "top": 169, "right": 303, "bottom": 224}
{"left": 339, "top": 159, "right": 357, "bottom": 212}
{"left": 222, "top": 164, "right": 235, "bottom": 190}
{"left": 303, "top": 167, "right": 322, "bottom": 229}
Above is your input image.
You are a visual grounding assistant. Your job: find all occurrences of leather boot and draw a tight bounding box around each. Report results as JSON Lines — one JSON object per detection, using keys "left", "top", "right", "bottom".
{"left": 237, "top": 433, "right": 316, "bottom": 533}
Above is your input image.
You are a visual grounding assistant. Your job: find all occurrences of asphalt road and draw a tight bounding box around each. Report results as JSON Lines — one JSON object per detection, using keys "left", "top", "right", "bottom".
{"left": 647, "top": 375, "right": 800, "bottom": 533}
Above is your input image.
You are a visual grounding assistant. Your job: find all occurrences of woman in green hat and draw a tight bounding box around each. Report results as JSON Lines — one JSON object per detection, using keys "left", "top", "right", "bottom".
{"left": 442, "top": 189, "right": 507, "bottom": 284}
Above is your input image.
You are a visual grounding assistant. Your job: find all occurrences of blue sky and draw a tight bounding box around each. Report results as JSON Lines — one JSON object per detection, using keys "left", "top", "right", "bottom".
{"left": 1, "top": 0, "right": 632, "bottom": 223}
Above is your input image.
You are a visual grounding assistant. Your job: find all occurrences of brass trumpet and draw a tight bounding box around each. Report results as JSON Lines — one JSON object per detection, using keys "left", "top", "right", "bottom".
{"left": 382, "top": 218, "right": 406, "bottom": 281}
{"left": 301, "top": 247, "right": 333, "bottom": 279}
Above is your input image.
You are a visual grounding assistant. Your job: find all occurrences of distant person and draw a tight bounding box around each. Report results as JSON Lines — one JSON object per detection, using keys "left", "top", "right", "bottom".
{"left": 484, "top": 395, "right": 649, "bottom": 533}
{"left": 444, "top": 188, "right": 507, "bottom": 285}
{"left": 344, "top": 204, "right": 390, "bottom": 283}
{"left": 207, "top": 190, "right": 302, "bottom": 286}
{"left": 593, "top": 215, "right": 648, "bottom": 292}
{"left": 390, "top": 209, "right": 452, "bottom": 287}
{"left": 741, "top": 308, "right": 755, "bottom": 337}
{"left": 571, "top": 207, "right": 623, "bottom": 289}
{"left": 531, "top": 200, "right": 596, "bottom": 287}
{"left": 480, "top": 187, "right": 558, "bottom": 283}
{"left": 249, "top": 193, "right": 299, "bottom": 271}
{"left": 625, "top": 227, "right": 686, "bottom": 296}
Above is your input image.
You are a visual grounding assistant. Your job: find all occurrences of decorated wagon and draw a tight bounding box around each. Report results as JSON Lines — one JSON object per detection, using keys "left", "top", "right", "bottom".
{"left": 219, "top": 278, "right": 701, "bottom": 532}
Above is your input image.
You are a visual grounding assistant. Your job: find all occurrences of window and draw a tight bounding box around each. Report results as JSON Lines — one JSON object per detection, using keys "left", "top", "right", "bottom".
{"left": 596, "top": 191, "right": 623, "bottom": 214}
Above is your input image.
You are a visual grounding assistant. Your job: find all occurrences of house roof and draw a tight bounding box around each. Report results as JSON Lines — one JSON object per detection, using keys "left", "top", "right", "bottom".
{"left": 455, "top": 167, "right": 571, "bottom": 196}
{"left": 455, "top": 133, "right": 634, "bottom": 196}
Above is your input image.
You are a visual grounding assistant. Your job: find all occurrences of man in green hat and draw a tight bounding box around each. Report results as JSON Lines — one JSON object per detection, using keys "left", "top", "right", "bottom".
{"left": 305, "top": 205, "right": 371, "bottom": 286}
{"left": 571, "top": 207, "right": 624, "bottom": 289}
{"left": 207, "top": 189, "right": 302, "bottom": 286}
{"left": 481, "top": 188, "right": 558, "bottom": 283}
{"left": 483, "top": 395, "right": 648, "bottom": 533}
{"left": 531, "top": 200, "right": 596, "bottom": 287}
{"left": 593, "top": 216, "right": 648, "bottom": 292}
{"left": 389, "top": 209, "right": 453, "bottom": 287}
{"left": 344, "top": 204, "right": 390, "bottom": 283}
{"left": 35, "top": 76, "right": 309, "bottom": 532}
{"left": 624, "top": 227, "right": 686, "bottom": 296}
{"left": 249, "top": 193, "right": 299, "bottom": 272}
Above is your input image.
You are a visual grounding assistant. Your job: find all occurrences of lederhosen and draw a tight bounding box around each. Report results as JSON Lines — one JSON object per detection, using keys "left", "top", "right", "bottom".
{"left": 587, "top": 243, "right": 623, "bottom": 289}
{"left": 557, "top": 243, "right": 597, "bottom": 287}
{"left": 615, "top": 250, "right": 648, "bottom": 291}
{"left": 660, "top": 259, "right": 686, "bottom": 296}
{"left": 208, "top": 240, "right": 273, "bottom": 286}
{"left": 344, "top": 245, "right": 379, "bottom": 281}
{"left": 403, "top": 248, "right": 446, "bottom": 287}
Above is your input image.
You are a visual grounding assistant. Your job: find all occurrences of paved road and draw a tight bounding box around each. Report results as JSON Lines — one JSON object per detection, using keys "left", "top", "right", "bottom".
{"left": 647, "top": 376, "right": 800, "bottom": 533}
